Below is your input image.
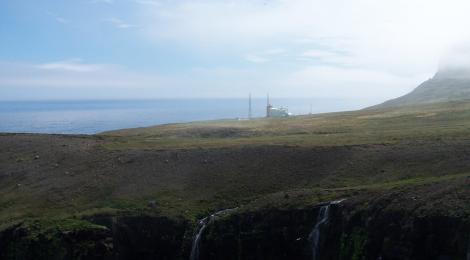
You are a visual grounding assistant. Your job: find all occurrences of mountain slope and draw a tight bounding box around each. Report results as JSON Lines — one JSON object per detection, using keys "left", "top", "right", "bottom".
{"left": 374, "top": 68, "right": 470, "bottom": 108}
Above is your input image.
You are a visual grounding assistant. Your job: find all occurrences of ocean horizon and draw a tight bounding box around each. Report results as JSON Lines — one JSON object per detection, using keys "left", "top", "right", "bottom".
{"left": 0, "top": 98, "right": 381, "bottom": 134}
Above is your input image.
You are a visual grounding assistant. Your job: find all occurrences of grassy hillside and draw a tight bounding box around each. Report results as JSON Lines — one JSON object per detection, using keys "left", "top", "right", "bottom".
{"left": 373, "top": 69, "right": 470, "bottom": 108}
{"left": 0, "top": 101, "right": 469, "bottom": 229}
{"left": 102, "top": 100, "right": 470, "bottom": 149}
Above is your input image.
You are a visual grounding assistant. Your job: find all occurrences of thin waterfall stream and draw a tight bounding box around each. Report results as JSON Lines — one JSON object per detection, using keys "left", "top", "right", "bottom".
{"left": 189, "top": 208, "right": 238, "bottom": 260}
{"left": 308, "top": 199, "right": 345, "bottom": 260}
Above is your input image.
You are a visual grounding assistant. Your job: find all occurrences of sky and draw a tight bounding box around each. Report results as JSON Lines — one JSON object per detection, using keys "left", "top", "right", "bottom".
{"left": 1, "top": 0, "right": 470, "bottom": 101}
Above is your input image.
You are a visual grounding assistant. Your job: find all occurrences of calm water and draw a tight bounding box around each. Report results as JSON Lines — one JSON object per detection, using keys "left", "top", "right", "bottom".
{"left": 0, "top": 98, "right": 377, "bottom": 134}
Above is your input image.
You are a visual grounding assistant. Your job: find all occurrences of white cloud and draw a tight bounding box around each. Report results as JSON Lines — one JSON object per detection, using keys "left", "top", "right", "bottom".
{"left": 438, "top": 44, "right": 470, "bottom": 70}
{"left": 263, "top": 48, "right": 285, "bottom": 55}
{"left": 105, "top": 18, "right": 136, "bottom": 29}
{"left": 0, "top": 59, "right": 428, "bottom": 100}
{"left": 134, "top": 0, "right": 161, "bottom": 6}
{"left": 245, "top": 54, "right": 269, "bottom": 63}
{"left": 46, "top": 11, "right": 69, "bottom": 24}
{"left": 176, "top": 65, "right": 427, "bottom": 100}
{"left": 0, "top": 61, "right": 164, "bottom": 89}
{"left": 302, "top": 50, "right": 342, "bottom": 59}
{"left": 279, "top": 66, "right": 428, "bottom": 99}
{"left": 37, "top": 59, "right": 104, "bottom": 72}
{"left": 8, "top": 0, "right": 470, "bottom": 101}
{"left": 244, "top": 48, "right": 286, "bottom": 63}
{"left": 137, "top": 0, "right": 470, "bottom": 77}
{"left": 55, "top": 17, "right": 69, "bottom": 24}
{"left": 300, "top": 50, "right": 355, "bottom": 66}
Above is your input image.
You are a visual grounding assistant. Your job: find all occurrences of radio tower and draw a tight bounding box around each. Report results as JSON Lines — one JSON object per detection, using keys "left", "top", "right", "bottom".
{"left": 248, "top": 93, "right": 252, "bottom": 120}
{"left": 266, "top": 93, "right": 272, "bottom": 118}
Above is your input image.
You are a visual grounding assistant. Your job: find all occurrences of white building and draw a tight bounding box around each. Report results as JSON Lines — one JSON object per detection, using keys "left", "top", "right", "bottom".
{"left": 266, "top": 95, "right": 291, "bottom": 118}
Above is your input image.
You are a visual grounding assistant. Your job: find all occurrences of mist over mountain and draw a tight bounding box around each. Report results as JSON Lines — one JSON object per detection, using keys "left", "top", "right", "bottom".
{"left": 375, "top": 63, "right": 470, "bottom": 108}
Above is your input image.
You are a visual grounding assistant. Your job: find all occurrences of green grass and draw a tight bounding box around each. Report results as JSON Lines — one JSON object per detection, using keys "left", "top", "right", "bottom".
{"left": 238, "top": 171, "right": 470, "bottom": 213}
{"left": 101, "top": 101, "right": 470, "bottom": 150}
{"left": 330, "top": 172, "right": 470, "bottom": 191}
{"left": 1, "top": 100, "right": 470, "bottom": 230}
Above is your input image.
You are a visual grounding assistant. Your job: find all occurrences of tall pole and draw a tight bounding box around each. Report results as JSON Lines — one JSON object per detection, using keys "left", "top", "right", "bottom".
{"left": 248, "top": 93, "right": 252, "bottom": 120}
{"left": 266, "top": 93, "right": 271, "bottom": 118}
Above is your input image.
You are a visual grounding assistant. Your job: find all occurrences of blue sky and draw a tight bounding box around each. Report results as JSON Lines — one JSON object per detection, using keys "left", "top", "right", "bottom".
{"left": 1, "top": 0, "right": 469, "bottom": 101}
{"left": 0, "top": 1, "right": 194, "bottom": 71}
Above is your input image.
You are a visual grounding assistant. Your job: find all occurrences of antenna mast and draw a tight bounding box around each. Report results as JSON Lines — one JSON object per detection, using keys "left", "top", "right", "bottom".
{"left": 248, "top": 93, "right": 252, "bottom": 120}
{"left": 266, "top": 93, "right": 272, "bottom": 118}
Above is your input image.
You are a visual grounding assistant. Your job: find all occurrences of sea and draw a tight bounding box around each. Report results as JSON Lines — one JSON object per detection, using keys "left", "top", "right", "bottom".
{"left": 0, "top": 98, "right": 379, "bottom": 134}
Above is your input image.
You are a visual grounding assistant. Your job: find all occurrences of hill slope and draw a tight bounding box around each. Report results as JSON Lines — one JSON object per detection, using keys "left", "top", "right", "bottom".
{"left": 374, "top": 68, "right": 470, "bottom": 108}
{"left": 0, "top": 101, "right": 469, "bottom": 259}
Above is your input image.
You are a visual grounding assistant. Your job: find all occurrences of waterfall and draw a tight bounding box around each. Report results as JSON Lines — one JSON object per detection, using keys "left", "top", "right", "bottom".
{"left": 189, "top": 216, "right": 210, "bottom": 260}
{"left": 309, "top": 205, "right": 330, "bottom": 260}
{"left": 189, "top": 208, "right": 237, "bottom": 260}
{"left": 308, "top": 199, "right": 345, "bottom": 260}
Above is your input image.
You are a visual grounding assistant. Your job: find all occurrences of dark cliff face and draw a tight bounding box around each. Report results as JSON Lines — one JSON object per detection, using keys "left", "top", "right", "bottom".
{"left": 0, "top": 203, "right": 468, "bottom": 260}
{"left": 198, "top": 208, "right": 321, "bottom": 260}
{"left": 337, "top": 206, "right": 469, "bottom": 260}
{"left": 86, "top": 215, "right": 190, "bottom": 260}
{"left": 0, "top": 215, "right": 190, "bottom": 260}
{"left": 0, "top": 222, "right": 112, "bottom": 260}
{"left": 195, "top": 202, "right": 469, "bottom": 260}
